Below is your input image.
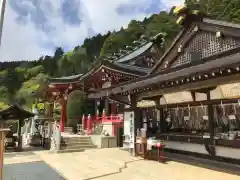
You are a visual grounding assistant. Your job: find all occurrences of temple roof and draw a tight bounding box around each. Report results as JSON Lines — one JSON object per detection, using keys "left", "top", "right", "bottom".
{"left": 0, "top": 104, "right": 35, "bottom": 121}
{"left": 88, "top": 52, "right": 240, "bottom": 99}
{"left": 114, "top": 42, "right": 153, "bottom": 63}
{"left": 111, "top": 33, "right": 164, "bottom": 63}
{"left": 151, "top": 18, "right": 240, "bottom": 74}
{"left": 47, "top": 33, "right": 163, "bottom": 85}
{"left": 48, "top": 74, "right": 83, "bottom": 84}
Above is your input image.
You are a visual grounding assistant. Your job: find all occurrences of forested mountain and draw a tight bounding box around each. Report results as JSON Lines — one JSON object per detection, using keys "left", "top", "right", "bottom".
{"left": 0, "top": 0, "right": 239, "bottom": 112}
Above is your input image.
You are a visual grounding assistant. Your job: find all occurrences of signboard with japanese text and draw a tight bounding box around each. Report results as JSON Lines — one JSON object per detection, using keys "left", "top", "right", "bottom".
{"left": 123, "top": 111, "right": 134, "bottom": 149}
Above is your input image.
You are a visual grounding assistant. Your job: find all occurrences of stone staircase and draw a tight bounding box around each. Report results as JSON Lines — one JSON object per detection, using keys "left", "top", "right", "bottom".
{"left": 64, "top": 127, "right": 74, "bottom": 134}
{"left": 58, "top": 136, "right": 97, "bottom": 153}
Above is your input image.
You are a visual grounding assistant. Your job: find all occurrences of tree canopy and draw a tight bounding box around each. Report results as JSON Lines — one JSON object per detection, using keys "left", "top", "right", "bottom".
{"left": 0, "top": 0, "right": 239, "bottom": 121}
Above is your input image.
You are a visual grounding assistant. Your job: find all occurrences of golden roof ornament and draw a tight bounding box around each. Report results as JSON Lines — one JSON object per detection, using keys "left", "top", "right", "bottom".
{"left": 173, "top": 4, "right": 204, "bottom": 26}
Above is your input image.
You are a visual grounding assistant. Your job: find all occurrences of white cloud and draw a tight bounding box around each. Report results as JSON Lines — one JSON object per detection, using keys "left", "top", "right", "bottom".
{"left": 0, "top": 0, "right": 184, "bottom": 62}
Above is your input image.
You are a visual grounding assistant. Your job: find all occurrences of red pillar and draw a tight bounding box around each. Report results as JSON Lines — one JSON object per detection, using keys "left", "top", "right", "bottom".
{"left": 102, "top": 109, "right": 106, "bottom": 123}
{"left": 60, "top": 98, "right": 67, "bottom": 132}
{"left": 87, "top": 114, "right": 92, "bottom": 135}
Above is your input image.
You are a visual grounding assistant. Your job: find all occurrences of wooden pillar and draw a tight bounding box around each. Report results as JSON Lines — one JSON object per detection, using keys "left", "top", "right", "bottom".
{"left": 59, "top": 98, "right": 67, "bottom": 132}
{"left": 207, "top": 91, "right": 215, "bottom": 144}
{"left": 154, "top": 96, "right": 165, "bottom": 133}
{"left": 159, "top": 108, "right": 165, "bottom": 133}
{"left": 104, "top": 98, "right": 109, "bottom": 116}
{"left": 0, "top": 131, "right": 4, "bottom": 180}
{"left": 94, "top": 100, "right": 99, "bottom": 116}
{"left": 17, "top": 120, "right": 23, "bottom": 151}
{"left": 130, "top": 94, "right": 141, "bottom": 156}
{"left": 0, "top": 123, "right": 9, "bottom": 180}
{"left": 110, "top": 102, "right": 117, "bottom": 114}
{"left": 153, "top": 96, "right": 163, "bottom": 133}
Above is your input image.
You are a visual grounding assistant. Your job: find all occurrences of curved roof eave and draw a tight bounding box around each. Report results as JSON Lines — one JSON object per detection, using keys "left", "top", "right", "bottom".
{"left": 115, "top": 42, "right": 153, "bottom": 63}
{"left": 48, "top": 74, "right": 83, "bottom": 84}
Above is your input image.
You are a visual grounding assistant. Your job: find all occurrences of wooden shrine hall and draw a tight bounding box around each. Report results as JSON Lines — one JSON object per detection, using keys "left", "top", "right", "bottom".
{"left": 43, "top": 6, "right": 240, "bottom": 163}
{"left": 86, "top": 8, "right": 240, "bottom": 163}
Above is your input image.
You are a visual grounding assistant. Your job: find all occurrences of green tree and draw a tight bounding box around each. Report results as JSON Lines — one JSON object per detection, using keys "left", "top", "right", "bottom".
{"left": 0, "top": 86, "right": 9, "bottom": 104}
{"left": 67, "top": 90, "right": 87, "bottom": 126}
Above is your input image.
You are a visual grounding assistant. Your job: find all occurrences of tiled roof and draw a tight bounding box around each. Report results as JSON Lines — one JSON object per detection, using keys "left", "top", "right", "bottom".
{"left": 115, "top": 42, "right": 153, "bottom": 63}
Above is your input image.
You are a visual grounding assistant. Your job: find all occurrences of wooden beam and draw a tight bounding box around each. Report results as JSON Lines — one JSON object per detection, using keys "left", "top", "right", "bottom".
{"left": 155, "top": 98, "right": 239, "bottom": 109}
{"left": 137, "top": 74, "right": 240, "bottom": 99}
{"left": 137, "top": 95, "right": 162, "bottom": 101}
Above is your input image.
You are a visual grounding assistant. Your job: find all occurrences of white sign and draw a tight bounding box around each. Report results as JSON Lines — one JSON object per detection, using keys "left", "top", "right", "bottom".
{"left": 123, "top": 111, "right": 135, "bottom": 149}
{"left": 228, "top": 115, "right": 236, "bottom": 120}
{"left": 220, "top": 83, "right": 240, "bottom": 98}
{"left": 184, "top": 116, "right": 190, "bottom": 121}
{"left": 203, "top": 116, "right": 209, "bottom": 121}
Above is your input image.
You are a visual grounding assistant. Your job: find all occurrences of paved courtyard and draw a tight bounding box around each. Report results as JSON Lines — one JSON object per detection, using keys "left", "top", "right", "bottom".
{"left": 3, "top": 149, "right": 240, "bottom": 180}
{"left": 3, "top": 152, "right": 65, "bottom": 180}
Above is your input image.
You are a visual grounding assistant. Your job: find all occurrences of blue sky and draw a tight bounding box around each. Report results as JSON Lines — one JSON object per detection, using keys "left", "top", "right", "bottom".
{"left": 0, "top": 0, "right": 183, "bottom": 62}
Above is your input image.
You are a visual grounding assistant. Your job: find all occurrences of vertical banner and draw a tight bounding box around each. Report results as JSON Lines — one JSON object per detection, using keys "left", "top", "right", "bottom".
{"left": 123, "top": 111, "right": 135, "bottom": 151}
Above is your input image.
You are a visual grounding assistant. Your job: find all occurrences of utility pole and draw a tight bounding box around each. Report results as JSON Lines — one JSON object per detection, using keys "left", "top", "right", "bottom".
{"left": 0, "top": 0, "right": 7, "bottom": 47}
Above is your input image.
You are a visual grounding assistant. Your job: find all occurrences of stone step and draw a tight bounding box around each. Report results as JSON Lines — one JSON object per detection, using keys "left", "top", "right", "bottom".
{"left": 64, "top": 127, "right": 73, "bottom": 133}
{"left": 61, "top": 144, "right": 97, "bottom": 149}
{"left": 61, "top": 142, "right": 95, "bottom": 147}
{"left": 61, "top": 137, "right": 91, "bottom": 142}
{"left": 57, "top": 148, "right": 85, "bottom": 153}
{"left": 61, "top": 143, "right": 97, "bottom": 148}
{"left": 61, "top": 141, "right": 94, "bottom": 146}
{"left": 61, "top": 139, "right": 92, "bottom": 144}
{"left": 62, "top": 136, "right": 91, "bottom": 140}
{"left": 58, "top": 144, "right": 97, "bottom": 153}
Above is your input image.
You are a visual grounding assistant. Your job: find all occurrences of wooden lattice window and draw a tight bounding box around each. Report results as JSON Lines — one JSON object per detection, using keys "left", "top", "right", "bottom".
{"left": 171, "top": 31, "right": 240, "bottom": 68}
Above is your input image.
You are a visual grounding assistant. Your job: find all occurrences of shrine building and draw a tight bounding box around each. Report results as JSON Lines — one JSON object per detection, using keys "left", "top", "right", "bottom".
{"left": 44, "top": 7, "right": 240, "bottom": 164}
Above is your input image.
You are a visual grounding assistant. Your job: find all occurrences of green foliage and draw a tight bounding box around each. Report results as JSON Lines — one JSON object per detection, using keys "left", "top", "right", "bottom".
{"left": 0, "top": 0, "right": 239, "bottom": 111}
{"left": 185, "top": 0, "right": 240, "bottom": 23}
{"left": 58, "top": 47, "right": 91, "bottom": 76}
{"left": 0, "top": 86, "right": 9, "bottom": 103}
{"left": 0, "top": 102, "right": 8, "bottom": 109}
{"left": 25, "top": 65, "right": 44, "bottom": 79}
{"left": 16, "top": 73, "right": 49, "bottom": 105}
{"left": 67, "top": 90, "right": 87, "bottom": 126}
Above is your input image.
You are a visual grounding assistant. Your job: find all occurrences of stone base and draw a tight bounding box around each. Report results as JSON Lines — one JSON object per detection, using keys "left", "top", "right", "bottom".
{"left": 90, "top": 135, "right": 117, "bottom": 148}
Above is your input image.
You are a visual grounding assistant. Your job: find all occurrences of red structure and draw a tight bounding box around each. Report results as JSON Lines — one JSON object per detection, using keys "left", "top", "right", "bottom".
{"left": 44, "top": 34, "right": 163, "bottom": 132}
{"left": 81, "top": 113, "right": 122, "bottom": 136}
{"left": 45, "top": 74, "right": 83, "bottom": 132}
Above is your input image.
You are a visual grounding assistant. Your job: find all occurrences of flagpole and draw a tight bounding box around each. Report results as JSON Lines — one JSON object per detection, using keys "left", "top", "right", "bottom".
{"left": 0, "top": 0, "right": 7, "bottom": 47}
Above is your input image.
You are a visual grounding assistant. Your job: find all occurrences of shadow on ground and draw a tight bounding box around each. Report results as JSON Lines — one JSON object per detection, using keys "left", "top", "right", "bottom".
{"left": 83, "top": 159, "right": 143, "bottom": 180}
{"left": 3, "top": 161, "right": 66, "bottom": 180}
{"left": 164, "top": 152, "right": 240, "bottom": 176}
{"left": 4, "top": 147, "right": 46, "bottom": 158}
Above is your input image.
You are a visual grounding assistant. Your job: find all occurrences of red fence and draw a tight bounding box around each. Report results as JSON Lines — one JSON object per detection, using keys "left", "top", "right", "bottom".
{"left": 81, "top": 113, "right": 122, "bottom": 135}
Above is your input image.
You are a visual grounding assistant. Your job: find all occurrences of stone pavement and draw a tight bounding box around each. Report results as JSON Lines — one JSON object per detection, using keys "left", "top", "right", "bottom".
{"left": 3, "top": 151, "right": 65, "bottom": 180}
{"left": 4, "top": 149, "right": 240, "bottom": 180}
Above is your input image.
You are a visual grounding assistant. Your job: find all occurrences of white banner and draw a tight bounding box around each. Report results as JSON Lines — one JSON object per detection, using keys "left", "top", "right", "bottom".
{"left": 123, "top": 111, "right": 135, "bottom": 149}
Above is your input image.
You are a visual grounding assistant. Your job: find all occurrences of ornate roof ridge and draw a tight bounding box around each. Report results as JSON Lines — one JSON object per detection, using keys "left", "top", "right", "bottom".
{"left": 202, "top": 18, "right": 240, "bottom": 29}
{"left": 103, "top": 32, "right": 165, "bottom": 63}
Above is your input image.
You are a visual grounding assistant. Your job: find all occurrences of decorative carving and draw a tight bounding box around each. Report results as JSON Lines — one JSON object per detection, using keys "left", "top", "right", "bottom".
{"left": 171, "top": 31, "right": 240, "bottom": 68}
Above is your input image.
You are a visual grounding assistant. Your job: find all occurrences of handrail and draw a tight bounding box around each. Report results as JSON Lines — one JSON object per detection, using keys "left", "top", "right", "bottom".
{"left": 80, "top": 114, "right": 122, "bottom": 135}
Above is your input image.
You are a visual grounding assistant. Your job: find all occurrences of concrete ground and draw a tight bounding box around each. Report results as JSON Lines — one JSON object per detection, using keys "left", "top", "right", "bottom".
{"left": 4, "top": 148, "right": 240, "bottom": 180}
{"left": 3, "top": 152, "right": 65, "bottom": 180}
